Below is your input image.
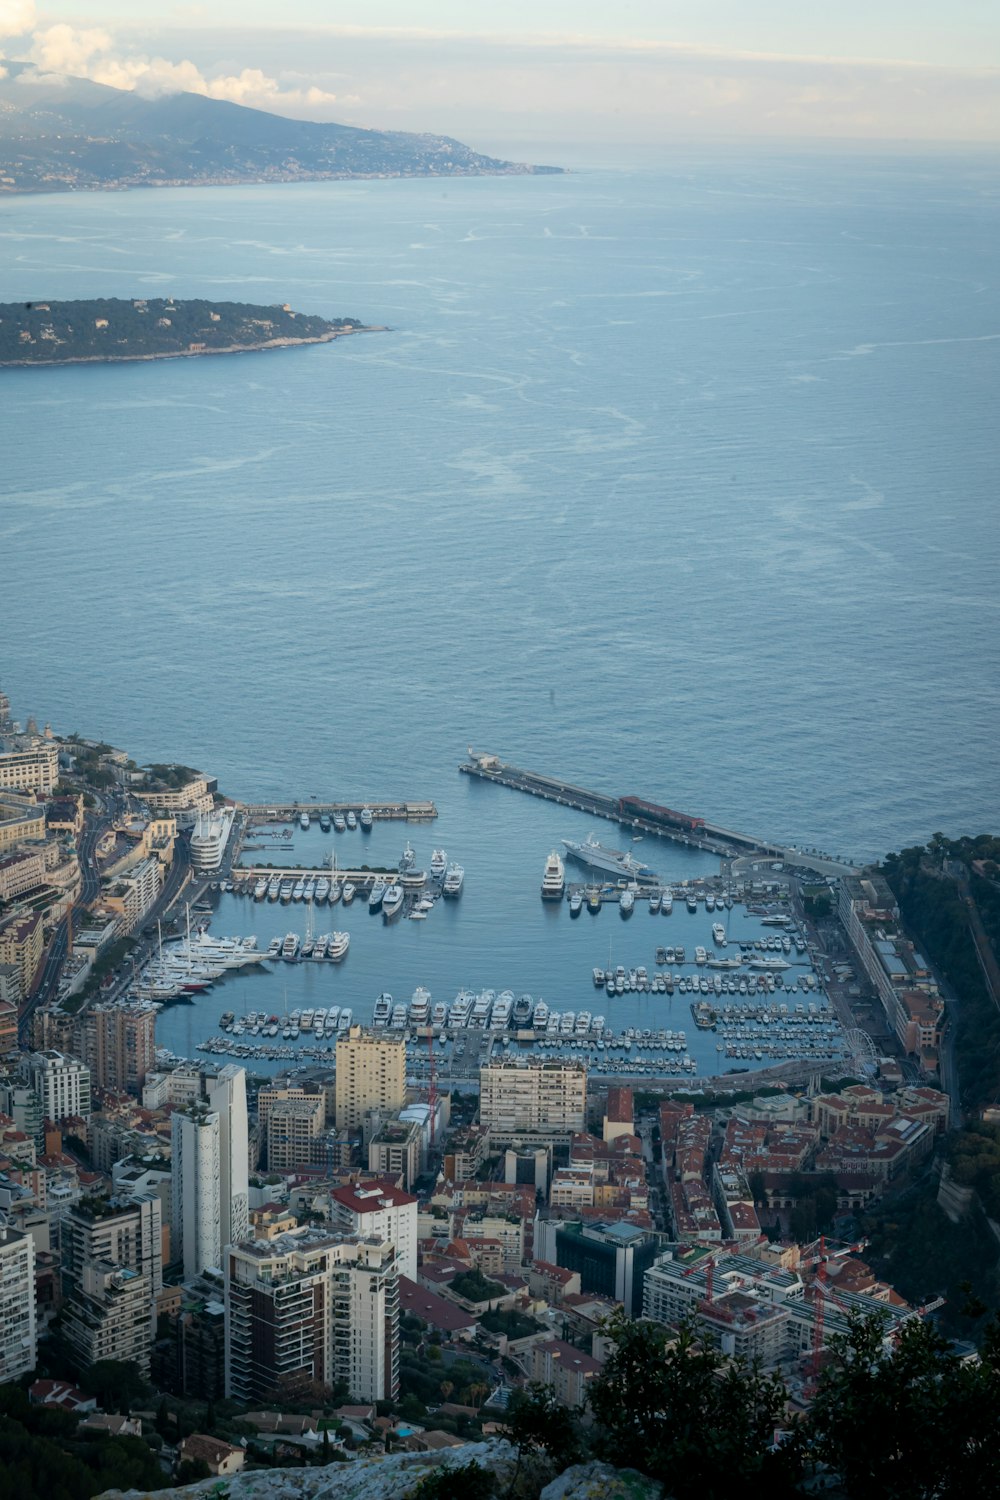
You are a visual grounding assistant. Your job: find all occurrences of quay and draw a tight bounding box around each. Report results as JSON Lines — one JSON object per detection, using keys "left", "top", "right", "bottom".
{"left": 459, "top": 750, "right": 856, "bottom": 877}
{"left": 240, "top": 800, "right": 436, "bottom": 822}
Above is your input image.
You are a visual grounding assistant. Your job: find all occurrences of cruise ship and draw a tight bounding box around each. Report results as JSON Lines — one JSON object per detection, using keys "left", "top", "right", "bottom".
{"left": 443, "top": 863, "right": 465, "bottom": 897}
{"left": 373, "top": 993, "right": 393, "bottom": 1026}
{"left": 561, "top": 833, "right": 657, "bottom": 883}
{"left": 541, "top": 850, "right": 566, "bottom": 901}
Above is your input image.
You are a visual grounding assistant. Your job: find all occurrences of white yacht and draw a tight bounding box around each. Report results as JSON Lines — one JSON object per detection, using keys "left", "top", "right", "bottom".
{"left": 373, "top": 993, "right": 393, "bottom": 1027}
{"left": 281, "top": 933, "right": 300, "bottom": 960}
{"left": 368, "top": 880, "right": 386, "bottom": 912}
{"left": 432, "top": 1001, "right": 449, "bottom": 1028}
{"left": 359, "top": 806, "right": 373, "bottom": 830}
{"left": 470, "top": 992, "right": 493, "bottom": 1026}
{"left": 337, "top": 1008, "right": 352, "bottom": 1030}
{"left": 253, "top": 877, "right": 268, "bottom": 900}
{"left": 409, "top": 986, "right": 432, "bottom": 1025}
{"left": 342, "top": 882, "right": 356, "bottom": 904}
{"left": 267, "top": 876, "right": 282, "bottom": 900}
{"left": 382, "top": 884, "right": 404, "bottom": 919}
{"left": 695, "top": 946, "right": 708, "bottom": 965}
{"left": 390, "top": 1003, "right": 408, "bottom": 1029}
{"left": 491, "top": 992, "right": 513, "bottom": 1029}
{"left": 327, "top": 930, "right": 350, "bottom": 961}
{"left": 541, "top": 850, "right": 566, "bottom": 901}
{"left": 430, "top": 848, "right": 448, "bottom": 879}
{"left": 443, "top": 863, "right": 465, "bottom": 897}
{"left": 299, "top": 811, "right": 310, "bottom": 830}
{"left": 449, "top": 991, "right": 472, "bottom": 1027}
{"left": 620, "top": 888, "right": 635, "bottom": 916}
{"left": 346, "top": 810, "right": 357, "bottom": 830}
{"left": 712, "top": 922, "right": 727, "bottom": 946}
{"left": 315, "top": 878, "right": 330, "bottom": 904}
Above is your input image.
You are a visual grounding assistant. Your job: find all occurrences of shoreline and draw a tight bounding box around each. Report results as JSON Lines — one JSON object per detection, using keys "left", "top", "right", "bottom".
{"left": 0, "top": 324, "right": 387, "bottom": 369}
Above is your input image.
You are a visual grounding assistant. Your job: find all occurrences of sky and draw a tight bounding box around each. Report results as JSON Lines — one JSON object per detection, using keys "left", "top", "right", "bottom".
{"left": 2, "top": 1, "right": 1000, "bottom": 153}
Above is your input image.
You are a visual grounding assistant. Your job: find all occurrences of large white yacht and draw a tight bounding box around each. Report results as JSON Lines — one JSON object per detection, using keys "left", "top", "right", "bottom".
{"left": 443, "top": 863, "right": 465, "bottom": 897}
{"left": 541, "top": 850, "right": 566, "bottom": 901}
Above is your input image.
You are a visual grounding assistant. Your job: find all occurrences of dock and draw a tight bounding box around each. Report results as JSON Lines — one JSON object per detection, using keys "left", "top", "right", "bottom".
{"left": 240, "top": 800, "right": 437, "bottom": 822}
{"left": 459, "top": 751, "right": 856, "bottom": 876}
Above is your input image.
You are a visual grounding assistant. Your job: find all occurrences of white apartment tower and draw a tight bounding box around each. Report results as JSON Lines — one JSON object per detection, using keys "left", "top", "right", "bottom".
{"left": 225, "top": 1231, "right": 399, "bottom": 1405}
{"left": 26, "top": 1049, "right": 91, "bottom": 1122}
{"left": 335, "top": 1026, "right": 406, "bottom": 1131}
{"left": 206, "top": 1064, "right": 250, "bottom": 1252}
{"left": 170, "top": 1066, "right": 249, "bottom": 1276}
{"left": 172, "top": 1101, "right": 222, "bottom": 1277}
{"left": 0, "top": 1221, "right": 36, "bottom": 1382}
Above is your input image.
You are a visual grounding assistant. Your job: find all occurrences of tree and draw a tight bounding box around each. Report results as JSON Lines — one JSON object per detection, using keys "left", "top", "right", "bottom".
{"left": 503, "top": 1382, "right": 582, "bottom": 1473}
{"left": 588, "top": 1310, "right": 797, "bottom": 1500}
{"left": 800, "top": 1312, "right": 1000, "bottom": 1498}
{"left": 79, "top": 1359, "right": 147, "bottom": 1414}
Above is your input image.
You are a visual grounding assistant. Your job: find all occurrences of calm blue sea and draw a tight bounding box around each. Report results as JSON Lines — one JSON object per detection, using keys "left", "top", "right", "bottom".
{"left": 2, "top": 151, "right": 998, "bottom": 1060}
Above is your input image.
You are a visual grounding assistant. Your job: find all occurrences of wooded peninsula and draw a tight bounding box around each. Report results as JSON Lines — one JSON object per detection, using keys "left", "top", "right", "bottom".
{"left": 0, "top": 298, "right": 376, "bottom": 366}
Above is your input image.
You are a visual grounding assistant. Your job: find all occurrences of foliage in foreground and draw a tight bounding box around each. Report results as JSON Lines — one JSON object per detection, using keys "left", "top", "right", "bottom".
{"left": 505, "top": 1307, "right": 1000, "bottom": 1500}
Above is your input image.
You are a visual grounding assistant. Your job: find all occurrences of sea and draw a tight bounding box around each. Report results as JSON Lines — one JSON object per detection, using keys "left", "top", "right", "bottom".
{"left": 2, "top": 148, "right": 998, "bottom": 1070}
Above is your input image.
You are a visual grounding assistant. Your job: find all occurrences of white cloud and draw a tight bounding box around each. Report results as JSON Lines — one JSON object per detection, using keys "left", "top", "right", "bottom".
{"left": 11, "top": 18, "right": 339, "bottom": 114}
{"left": 0, "top": 0, "right": 35, "bottom": 42}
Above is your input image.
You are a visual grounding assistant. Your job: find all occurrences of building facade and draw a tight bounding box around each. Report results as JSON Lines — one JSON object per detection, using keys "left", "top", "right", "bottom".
{"left": 330, "top": 1182, "right": 418, "bottom": 1282}
{"left": 480, "top": 1059, "right": 587, "bottom": 1141}
{"left": 225, "top": 1231, "right": 400, "bottom": 1405}
{"left": 0, "top": 744, "right": 58, "bottom": 794}
{"left": 0, "top": 1223, "right": 37, "bottom": 1383}
{"left": 26, "top": 1050, "right": 91, "bottom": 1123}
{"left": 334, "top": 1028, "right": 406, "bottom": 1131}
{"left": 172, "top": 1102, "right": 222, "bottom": 1278}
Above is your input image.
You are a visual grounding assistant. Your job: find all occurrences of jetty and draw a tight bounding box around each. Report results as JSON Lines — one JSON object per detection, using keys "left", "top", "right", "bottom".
{"left": 241, "top": 800, "right": 436, "bottom": 822}
{"left": 459, "top": 750, "right": 855, "bottom": 876}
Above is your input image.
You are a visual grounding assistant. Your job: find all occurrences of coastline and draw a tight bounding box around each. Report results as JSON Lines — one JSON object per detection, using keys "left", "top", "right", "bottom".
{"left": 0, "top": 323, "right": 386, "bottom": 369}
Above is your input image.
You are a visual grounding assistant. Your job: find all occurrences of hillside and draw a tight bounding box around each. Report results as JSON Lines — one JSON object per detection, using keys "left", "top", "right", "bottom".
{"left": 0, "top": 62, "right": 561, "bottom": 192}
{"left": 0, "top": 298, "right": 373, "bottom": 366}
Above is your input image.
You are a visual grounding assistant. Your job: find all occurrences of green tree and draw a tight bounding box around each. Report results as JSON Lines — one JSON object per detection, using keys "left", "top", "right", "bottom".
{"left": 588, "top": 1310, "right": 797, "bottom": 1500}
{"left": 79, "top": 1359, "right": 147, "bottom": 1413}
{"left": 800, "top": 1312, "right": 1000, "bottom": 1498}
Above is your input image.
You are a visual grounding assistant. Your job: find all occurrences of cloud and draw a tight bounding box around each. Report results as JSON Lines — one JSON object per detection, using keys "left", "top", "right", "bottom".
{"left": 11, "top": 18, "right": 339, "bottom": 114}
{"left": 0, "top": 0, "right": 34, "bottom": 41}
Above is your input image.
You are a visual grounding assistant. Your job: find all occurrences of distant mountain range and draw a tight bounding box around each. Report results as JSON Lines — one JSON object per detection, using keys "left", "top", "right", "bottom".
{"left": 0, "top": 61, "right": 561, "bottom": 192}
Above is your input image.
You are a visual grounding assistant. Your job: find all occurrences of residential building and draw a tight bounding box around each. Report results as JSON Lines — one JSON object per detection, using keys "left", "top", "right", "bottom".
{"left": 189, "top": 807, "right": 235, "bottom": 873}
{"left": 0, "top": 911, "right": 44, "bottom": 997}
{"left": 267, "top": 1095, "right": 324, "bottom": 1171}
{"left": 531, "top": 1339, "right": 602, "bottom": 1409}
{"left": 330, "top": 1181, "right": 418, "bottom": 1281}
{"left": 176, "top": 1302, "right": 227, "bottom": 1402}
{"left": 0, "top": 744, "right": 58, "bottom": 794}
{"left": 225, "top": 1230, "right": 400, "bottom": 1404}
{"left": 61, "top": 1194, "right": 163, "bottom": 1298}
{"left": 335, "top": 1027, "right": 406, "bottom": 1131}
{"left": 0, "top": 1223, "right": 37, "bottom": 1383}
{"left": 205, "top": 1065, "right": 250, "bottom": 1254}
{"left": 26, "top": 1050, "right": 91, "bottom": 1123}
{"left": 172, "top": 1101, "right": 222, "bottom": 1277}
{"left": 479, "top": 1059, "right": 587, "bottom": 1142}
{"left": 133, "top": 769, "right": 215, "bottom": 826}
{"left": 368, "top": 1117, "right": 422, "bottom": 1190}
{"left": 603, "top": 1086, "right": 634, "bottom": 1144}
{"left": 101, "top": 856, "right": 163, "bottom": 936}
{"left": 62, "top": 1261, "right": 152, "bottom": 1375}
{"left": 0, "top": 995, "right": 17, "bottom": 1055}
{"left": 86, "top": 1002, "right": 156, "bottom": 1093}
{"left": 0, "top": 794, "right": 46, "bottom": 853}
{"left": 0, "top": 846, "right": 49, "bottom": 903}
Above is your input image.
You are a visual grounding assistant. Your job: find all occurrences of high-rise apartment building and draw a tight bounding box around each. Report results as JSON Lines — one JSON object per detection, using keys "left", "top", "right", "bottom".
{"left": 86, "top": 1002, "right": 157, "bottom": 1094}
{"left": 266, "top": 1095, "right": 325, "bottom": 1171}
{"left": 62, "top": 1193, "right": 163, "bottom": 1298}
{"left": 205, "top": 1065, "right": 249, "bottom": 1254}
{"left": 0, "top": 1223, "right": 37, "bottom": 1383}
{"left": 26, "top": 1049, "right": 91, "bottom": 1122}
{"left": 166, "top": 1067, "right": 249, "bottom": 1275}
{"left": 335, "top": 1027, "right": 406, "bottom": 1131}
{"left": 330, "top": 1181, "right": 418, "bottom": 1281}
{"left": 225, "top": 1231, "right": 399, "bottom": 1405}
{"left": 62, "top": 1261, "right": 153, "bottom": 1375}
{"left": 172, "top": 1101, "right": 222, "bottom": 1278}
{"left": 479, "top": 1059, "right": 587, "bottom": 1139}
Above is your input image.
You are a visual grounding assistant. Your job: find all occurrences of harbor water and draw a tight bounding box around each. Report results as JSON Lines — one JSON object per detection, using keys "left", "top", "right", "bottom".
{"left": 2, "top": 150, "right": 998, "bottom": 1073}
